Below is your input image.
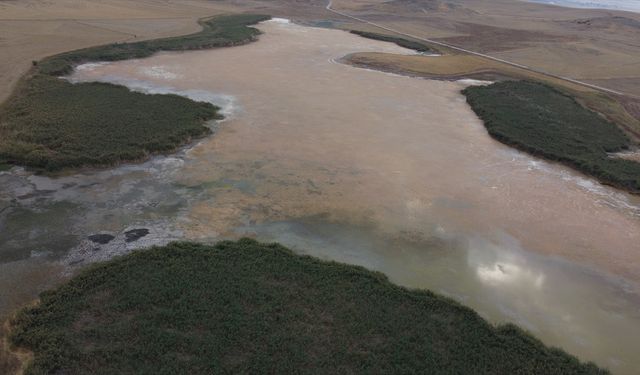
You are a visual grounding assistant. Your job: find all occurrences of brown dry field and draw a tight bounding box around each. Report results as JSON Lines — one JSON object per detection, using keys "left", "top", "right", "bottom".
{"left": 330, "top": 0, "right": 640, "bottom": 140}
{"left": 331, "top": 0, "right": 640, "bottom": 96}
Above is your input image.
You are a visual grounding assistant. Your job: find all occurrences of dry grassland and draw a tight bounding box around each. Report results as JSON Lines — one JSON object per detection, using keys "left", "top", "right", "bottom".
{"left": 332, "top": 0, "right": 640, "bottom": 97}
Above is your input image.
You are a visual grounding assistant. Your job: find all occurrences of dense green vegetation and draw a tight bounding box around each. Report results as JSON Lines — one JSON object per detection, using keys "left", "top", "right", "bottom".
{"left": 10, "top": 239, "right": 605, "bottom": 374}
{"left": 463, "top": 81, "right": 640, "bottom": 193}
{"left": 0, "top": 14, "right": 270, "bottom": 171}
{"left": 0, "top": 77, "right": 219, "bottom": 170}
{"left": 350, "top": 30, "right": 437, "bottom": 53}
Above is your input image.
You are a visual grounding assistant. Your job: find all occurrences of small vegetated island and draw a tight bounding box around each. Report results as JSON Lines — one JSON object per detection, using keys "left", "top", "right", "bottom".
{"left": 463, "top": 81, "right": 640, "bottom": 193}
{"left": 9, "top": 239, "right": 605, "bottom": 374}
{"left": 0, "top": 14, "right": 270, "bottom": 172}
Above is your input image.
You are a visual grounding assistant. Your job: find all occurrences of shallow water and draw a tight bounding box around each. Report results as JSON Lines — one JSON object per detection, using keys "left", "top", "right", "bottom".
{"left": 2, "top": 20, "right": 640, "bottom": 373}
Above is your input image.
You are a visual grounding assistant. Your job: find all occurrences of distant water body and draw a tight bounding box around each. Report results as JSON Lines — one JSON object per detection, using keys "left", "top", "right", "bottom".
{"left": 525, "top": 0, "right": 640, "bottom": 12}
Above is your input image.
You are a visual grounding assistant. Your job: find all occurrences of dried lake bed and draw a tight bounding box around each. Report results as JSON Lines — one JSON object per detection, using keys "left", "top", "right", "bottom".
{"left": 1, "top": 19, "right": 640, "bottom": 373}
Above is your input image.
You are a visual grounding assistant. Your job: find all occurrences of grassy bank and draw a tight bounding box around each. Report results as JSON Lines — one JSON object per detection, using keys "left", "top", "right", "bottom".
{"left": 463, "top": 81, "right": 640, "bottom": 193}
{"left": 0, "top": 14, "right": 269, "bottom": 172}
{"left": 350, "top": 30, "right": 437, "bottom": 54}
{"left": 9, "top": 239, "right": 605, "bottom": 374}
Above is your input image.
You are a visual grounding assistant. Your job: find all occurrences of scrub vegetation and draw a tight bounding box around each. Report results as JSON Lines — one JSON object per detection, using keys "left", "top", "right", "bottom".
{"left": 350, "top": 30, "right": 437, "bottom": 54}
{"left": 10, "top": 239, "right": 606, "bottom": 374}
{"left": 0, "top": 14, "right": 269, "bottom": 172}
{"left": 463, "top": 81, "right": 640, "bottom": 193}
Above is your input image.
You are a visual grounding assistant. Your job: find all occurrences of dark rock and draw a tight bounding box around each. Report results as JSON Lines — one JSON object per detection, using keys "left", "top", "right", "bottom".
{"left": 124, "top": 228, "right": 149, "bottom": 243}
{"left": 88, "top": 233, "right": 115, "bottom": 244}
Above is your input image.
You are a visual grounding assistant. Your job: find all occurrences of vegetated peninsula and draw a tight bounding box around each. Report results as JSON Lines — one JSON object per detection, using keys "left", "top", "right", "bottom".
{"left": 463, "top": 81, "right": 640, "bottom": 193}
{"left": 350, "top": 30, "right": 437, "bottom": 54}
{"left": 0, "top": 14, "right": 270, "bottom": 172}
{"left": 8, "top": 239, "right": 606, "bottom": 374}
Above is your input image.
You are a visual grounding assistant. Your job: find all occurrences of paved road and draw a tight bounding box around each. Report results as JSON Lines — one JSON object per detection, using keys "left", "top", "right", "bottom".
{"left": 326, "top": 0, "right": 633, "bottom": 98}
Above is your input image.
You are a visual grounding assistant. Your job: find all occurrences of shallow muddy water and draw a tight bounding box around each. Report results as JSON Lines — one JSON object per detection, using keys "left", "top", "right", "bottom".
{"left": 2, "top": 19, "right": 640, "bottom": 373}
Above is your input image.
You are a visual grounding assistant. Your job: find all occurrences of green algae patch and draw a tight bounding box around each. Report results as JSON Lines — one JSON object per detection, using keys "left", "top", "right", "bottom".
{"left": 463, "top": 81, "right": 640, "bottom": 193}
{"left": 10, "top": 239, "right": 606, "bottom": 374}
{"left": 0, "top": 14, "right": 270, "bottom": 172}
